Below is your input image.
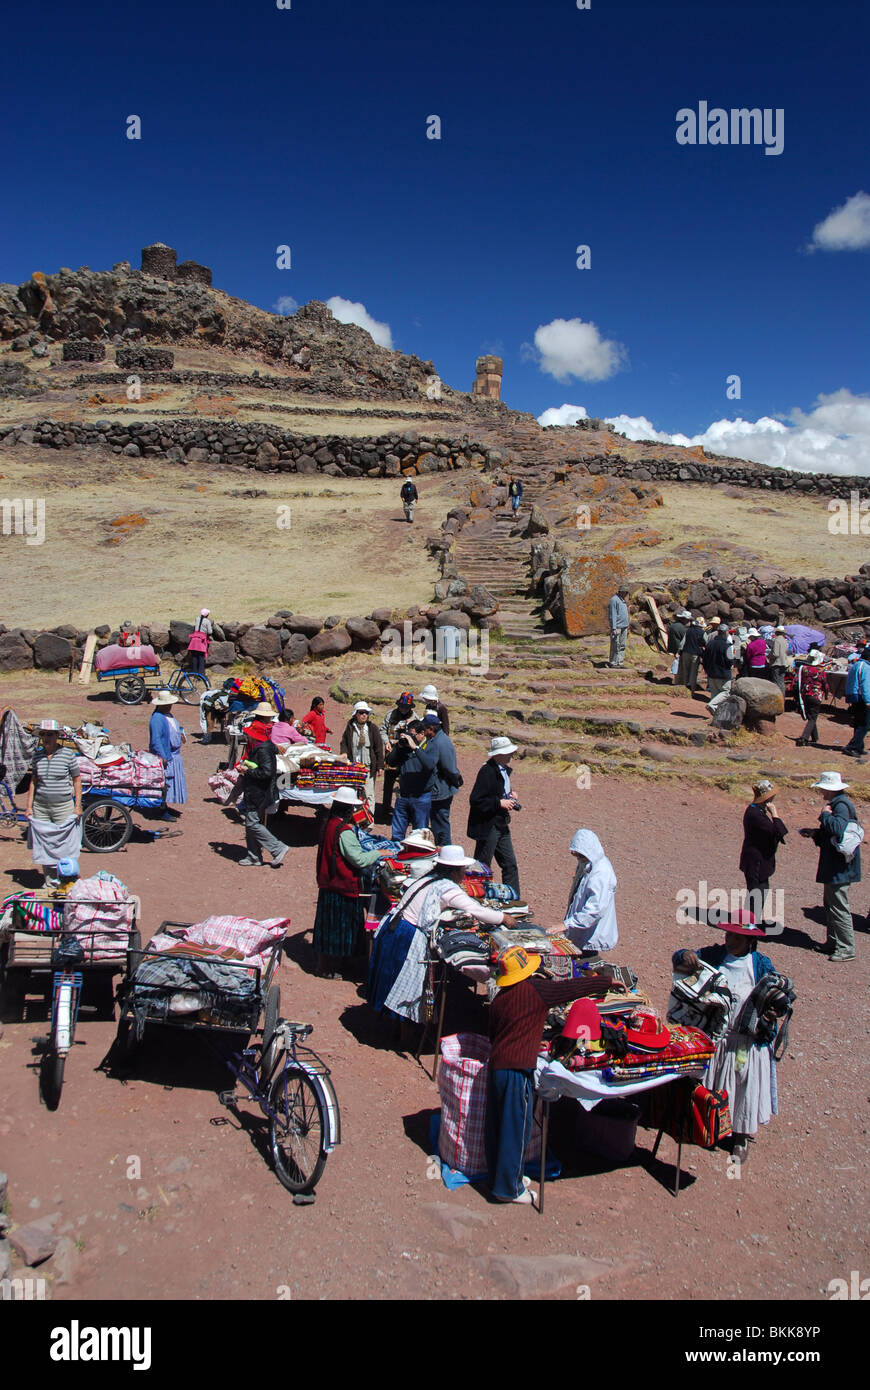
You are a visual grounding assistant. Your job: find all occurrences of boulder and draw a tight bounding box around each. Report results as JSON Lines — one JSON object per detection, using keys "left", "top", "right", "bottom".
{"left": 206, "top": 641, "right": 236, "bottom": 667}
{"left": 282, "top": 633, "right": 310, "bottom": 665}
{"left": 168, "top": 619, "right": 194, "bottom": 653}
{"left": 0, "top": 633, "right": 33, "bottom": 671}
{"left": 8, "top": 1220, "right": 58, "bottom": 1267}
{"left": 465, "top": 584, "right": 499, "bottom": 618}
{"left": 256, "top": 440, "right": 280, "bottom": 467}
{"left": 33, "top": 632, "right": 73, "bottom": 670}
{"left": 557, "top": 553, "right": 628, "bottom": 638}
{"left": 239, "top": 625, "right": 282, "bottom": 661}
{"left": 148, "top": 625, "right": 170, "bottom": 650}
{"left": 309, "top": 628, "right": 352, "bottom": 658}
{"left": 344, "top": 617, "right": 381, "bottom": 648}
{"left": 433, "top": 608, "right": 472, "bottom": 630}
{"left": 732, "top": 677, "right": 785, "bottom": 721}
{"left": 369, "top": 608, "right": 393, "bottom": 627}
{"left": 286, "top": 615, "right": 323, "bottom": 637}
{"left": 523, "top": 506, "right": 550, "bottom": 538}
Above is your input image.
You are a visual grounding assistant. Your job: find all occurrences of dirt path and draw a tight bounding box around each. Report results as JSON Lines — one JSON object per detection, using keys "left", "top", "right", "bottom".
{"left": 0, "top": 671, "right": 867, "bottom": 1302}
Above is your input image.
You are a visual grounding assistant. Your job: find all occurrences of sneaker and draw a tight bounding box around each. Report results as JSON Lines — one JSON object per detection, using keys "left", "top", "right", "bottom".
{"left": 271, "top": 845, "right": 288, "bottom": 869}
{"left": 812, "top": 942, "right": 835, "bottom": 954}
{"left": 238, "top": 854, "right": 264, "bottom": 866}
{"left": 495, "top": 1188, "right": 537, "bottom": 1205}
{"left": 827, "top": 952, "right": 856, "bottom": 963}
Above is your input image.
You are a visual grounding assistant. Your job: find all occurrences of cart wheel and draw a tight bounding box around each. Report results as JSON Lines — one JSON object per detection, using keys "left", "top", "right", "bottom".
{"left": 82, "top": 799, "right": 133, "bottom": 853}
{"left": 41, "top": 1051, "right": 65, "bottom": 1110}
{"left": 116, "top": 676, "right": 146, "bottom": 705}
{"left": 174, "top": 671, "right": 208, "bottom": 706}
{"left": 261, "top": 984, "right": 281, "bottom": 1078}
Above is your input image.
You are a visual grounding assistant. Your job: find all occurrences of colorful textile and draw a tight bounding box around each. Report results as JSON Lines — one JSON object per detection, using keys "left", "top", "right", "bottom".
{"left": 94, "top": 643, "right": 158, "bottom": 673}
{"left": 3, "top": 894, "right": 64, "bottom": 934}
{"left": 558, "top": 1022, "right": 715, "bottom": 1073}
{"left": 293, "top": 761, "right": 367, "bottom": 791}
{"left": 147, "top": 915, "right": 289, "bottom": 971}
{"left": 207, "top": 766, "right": 240, "bottom": 804}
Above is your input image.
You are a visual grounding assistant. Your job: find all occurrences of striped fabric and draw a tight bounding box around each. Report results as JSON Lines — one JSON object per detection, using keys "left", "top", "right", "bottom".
{"left": 32, "top": 748, "right": 79, "bottom": 803}
{"left": 147, "top": 915, "right": 290, "bottom": 970}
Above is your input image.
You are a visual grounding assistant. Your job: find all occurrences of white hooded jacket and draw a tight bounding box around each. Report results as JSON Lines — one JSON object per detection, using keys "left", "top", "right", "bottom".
{"left": 563, "top": 828, "right": 618, "bottom": 951}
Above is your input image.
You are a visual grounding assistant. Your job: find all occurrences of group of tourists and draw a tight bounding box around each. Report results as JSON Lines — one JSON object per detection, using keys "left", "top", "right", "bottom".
{"left": 664, "top": 611, "right": 793, "bottom": 696}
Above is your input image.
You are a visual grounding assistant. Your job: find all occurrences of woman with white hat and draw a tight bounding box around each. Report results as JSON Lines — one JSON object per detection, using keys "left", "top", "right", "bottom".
{"left": 148, "top": 689, "right": 187, "bottom": 819}
{"left": 466, "top": 736, "right": 521, "bottom": 896}
{"left": 368, "top": 844, "right": 508, "bottom": 1028}
{"left": 314, "top": 787, "right": 390, "bottom": 977}
{"left": 24, "top": 720, "right": 82, "bottom": 885}
{"left": 340, "top": 702, "right": 385, "bottom": 814}
{"left": 799, "top": 771, "right": 860, "bottom": 961}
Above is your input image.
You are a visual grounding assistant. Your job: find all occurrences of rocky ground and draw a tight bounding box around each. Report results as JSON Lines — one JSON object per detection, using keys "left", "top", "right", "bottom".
{"left": 1, "top": 661, "right": 867, "bottom": 1303}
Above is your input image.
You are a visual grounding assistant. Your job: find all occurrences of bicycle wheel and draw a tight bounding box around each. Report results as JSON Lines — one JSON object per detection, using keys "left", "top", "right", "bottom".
{"left": 116, "top": 676, "right": 146, "bottom": 705}
{"left": 269, "top": 1066, "right": 328, "bottom": 1194}
{"left": 82, "top": 800, "right": 132, "bottom": 852}
{"left": 41, "top": 1050, "right": 65, "bottom": 1110}
{"left": 175, "top": 671, "right": 208, "bottom": 706}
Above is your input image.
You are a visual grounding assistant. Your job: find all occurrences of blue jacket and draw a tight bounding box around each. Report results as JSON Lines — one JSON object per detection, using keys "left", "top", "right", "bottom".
{"left": 813, "top": 793, "right": 861, "bottom": 886}
{"left": 608, "top": 595, "right": 629, "bottom": 630}
{"left": 854, "top": 661, "right": 870, "bottom": 704}
{"left": 426, "top": 727, "right": 460, "bottom": 802}
{"left": 397, "top": 739, "right": 438, "bottom": 798}
{"left": 149, "top": 710, "right": 173, "bottom": 762}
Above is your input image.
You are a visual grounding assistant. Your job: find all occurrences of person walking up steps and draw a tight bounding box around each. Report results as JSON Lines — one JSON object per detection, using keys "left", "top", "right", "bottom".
{"left": 401, "top": 477, "right": 418, "bottom": 522}
{"left": 508, "top": 478, "right": 523, "bottom": 514}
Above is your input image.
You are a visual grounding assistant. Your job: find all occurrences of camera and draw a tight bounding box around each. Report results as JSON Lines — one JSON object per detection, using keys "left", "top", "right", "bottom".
{"left": 511, "top": 800, "right": 522, "bottom": 811}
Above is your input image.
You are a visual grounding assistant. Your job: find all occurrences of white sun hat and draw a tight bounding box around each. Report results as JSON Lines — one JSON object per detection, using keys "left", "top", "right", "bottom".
{"left": 150, "top": 689, "right": 178, "bottom": 707}
{"left": 419, "top": 684, "right": 439, "bottom": 701}
{"left": 434, "top": 844, "right": 476, "bottom": 869}
{"left": 811, "top": 771, "right": 849, "bottom": 793}
{"left": 488, "top": 735, "right": 518, "bottom": 757}
{"left": 352, "top": 701, "right": 373, "bottom": 714}
{"left": 402, "top": 828, "right": 438, "bottom": 851}
{"left": 330, "top": 786, "right": 363, "bottom": 806}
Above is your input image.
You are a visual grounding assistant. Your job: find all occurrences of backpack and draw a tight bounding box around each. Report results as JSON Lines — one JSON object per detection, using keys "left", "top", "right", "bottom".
{"left": 835, "top": 815, "right": 864, "bottom": 861}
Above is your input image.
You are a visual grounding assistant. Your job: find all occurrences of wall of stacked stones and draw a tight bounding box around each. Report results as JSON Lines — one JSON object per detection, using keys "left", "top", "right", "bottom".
{"left": 0, "top": 417, "right": 503, "bottom": 477}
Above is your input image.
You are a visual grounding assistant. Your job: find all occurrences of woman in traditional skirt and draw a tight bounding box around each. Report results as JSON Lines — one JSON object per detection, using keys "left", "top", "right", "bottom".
{"left": 149, "top": 689, "right": 187, "bottom": 820}
{"left": 313, "top": 787, "right": 388, "bottom": 978}
{"left": 368, "top": 845, "right": 508, "bottom": 1040}
{"left": 673, "top": 916, "right": 781, "bottom": 1163}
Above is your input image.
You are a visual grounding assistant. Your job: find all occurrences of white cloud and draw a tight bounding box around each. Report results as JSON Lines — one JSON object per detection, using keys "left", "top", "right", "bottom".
{"left": 273, "top": 295, "right": 298, "bottom": 315}
{"left": 808, "top": 191, "right": 870, "bottom": 252}
{"left": 538, "top": 404, "right": 589, "bottom": 428}
{"left": 326, "top": 296, "right": 393, "bottom": 349}
{"left": 536, "top": 390, "right": 870, "bottom": 475}
{"left": 526, "top": 317, "right": 626, "bottom": 383}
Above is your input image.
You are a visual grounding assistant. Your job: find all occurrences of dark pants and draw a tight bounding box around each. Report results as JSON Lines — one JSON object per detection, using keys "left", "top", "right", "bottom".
{"left": 799, "top": 696, "right": 821, "bottom": 743}
{"left": 770, "top": 667, "right": 786, "bottom": 695}
{"left": 188, "top": 651, "right": 206, "bottom": 676}
{"left": 381, "top": 767, "right": 398, "bottom": 815}
{"left": 744, "top": 873, "right": 772, "bottom": 923}
{"left": 474, "top": 823, "right": 520, "bottom": 896}
{"left": 845, "top": 701, "right": 868, "bottom": 754}
{"left": 430, "top": 797, "right": 453, "bottom": 847}
{"left": 485, "top": 1067, "right": 534, "bottom": 1200}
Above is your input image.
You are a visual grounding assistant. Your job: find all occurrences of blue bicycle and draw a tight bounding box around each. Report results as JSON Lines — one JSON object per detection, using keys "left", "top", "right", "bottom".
{"left": 220, "top": 1020, "right": 340, "bottom": 1196}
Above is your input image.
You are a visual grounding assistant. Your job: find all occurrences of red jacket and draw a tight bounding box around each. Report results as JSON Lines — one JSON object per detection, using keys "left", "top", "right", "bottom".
{"left": 304, "top": 708, "right": 331, "bottom": 744}
{"left": 316, "top": 814, "right": 361, "bottom": 898}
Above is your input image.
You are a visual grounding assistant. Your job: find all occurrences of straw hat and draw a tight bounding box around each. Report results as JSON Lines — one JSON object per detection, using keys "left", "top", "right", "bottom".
{"left": 252, "top": 702, "right": 277, "bottom": 720}
{"left": 496, "top": 944, "right": 541, "bottom": 988}
{"left": 487, "top": 735, "right": 518, "bottom": 757}
{"left": 811, "top": 771, "right": 849, "bottom": 793}
{"left": 150, "top": 689, "right": 177, "bottom": 707}
{"left": 752, "top": 778, "right": 777, "bottom": 804}
{"left": 709, "top": 616, "right": 721, "bottom": 626}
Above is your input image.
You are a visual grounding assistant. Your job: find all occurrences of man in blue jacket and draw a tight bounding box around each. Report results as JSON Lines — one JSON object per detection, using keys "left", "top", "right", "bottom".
{"left": 420, "top": 712, "right": 461, "bottom": 847}
{"left": 607, "top": 587, "right": 630, "bottom": 668}
{"left": 799, "top": 770, "right": 860, "bottom": 962}
{"left": 390, "top": 721, "right": 438, "bottom": 841}
{"left": 842, "top": 650, "right": 870, "bottom": 757}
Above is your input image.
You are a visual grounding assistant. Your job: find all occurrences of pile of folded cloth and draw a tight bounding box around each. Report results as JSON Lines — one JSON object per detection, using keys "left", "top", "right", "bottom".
{"left": 437, "top": 930, "right": 492, "bottom": 970}
{"left": 292, "top": 760, "right": 368, "bottom": 791}
{"left": 77, "top": 748, "right": 165, "bottom": 800}
{"left": 548, "top": 997, "right": 714, "bottom": 1084}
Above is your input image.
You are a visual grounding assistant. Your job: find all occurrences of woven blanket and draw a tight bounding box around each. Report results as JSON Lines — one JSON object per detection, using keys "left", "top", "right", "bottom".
{"left": 77, "top": 751, "right": 165, "bottom": 793}
{"left": 147, "top": 914, "right": 289, "bottom": 971}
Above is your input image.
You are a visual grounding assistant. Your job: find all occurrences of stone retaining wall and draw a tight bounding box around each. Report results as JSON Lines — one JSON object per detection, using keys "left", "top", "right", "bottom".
{"left": 0, "top": 418, "right": 502, "bottom": 477}
{"left": 577, "top": 452, "right": 869, "bottom": 497}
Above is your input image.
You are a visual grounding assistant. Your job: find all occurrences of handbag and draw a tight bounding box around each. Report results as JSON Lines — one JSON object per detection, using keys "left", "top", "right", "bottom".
{"left": 643, "top": 1078, "right": 732, "bottom": 1149}
{"left": 835, "top": 820, "right": 864, "bottom": 860}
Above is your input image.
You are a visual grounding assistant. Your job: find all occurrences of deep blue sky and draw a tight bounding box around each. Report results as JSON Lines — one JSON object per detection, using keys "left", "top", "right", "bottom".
{"left": 1, "top": 0, "right": 867, "bottom": 437}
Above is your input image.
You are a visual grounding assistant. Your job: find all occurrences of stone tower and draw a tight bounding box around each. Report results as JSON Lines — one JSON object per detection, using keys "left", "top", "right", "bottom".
{"left": 472, "top": 354, "right": 502, "bottom": 400}
{"left": 140, "top": 243, "right": 178, "bottom": 279}
{"left": 175, "top": 260, "right": 212, "bottom": 286}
